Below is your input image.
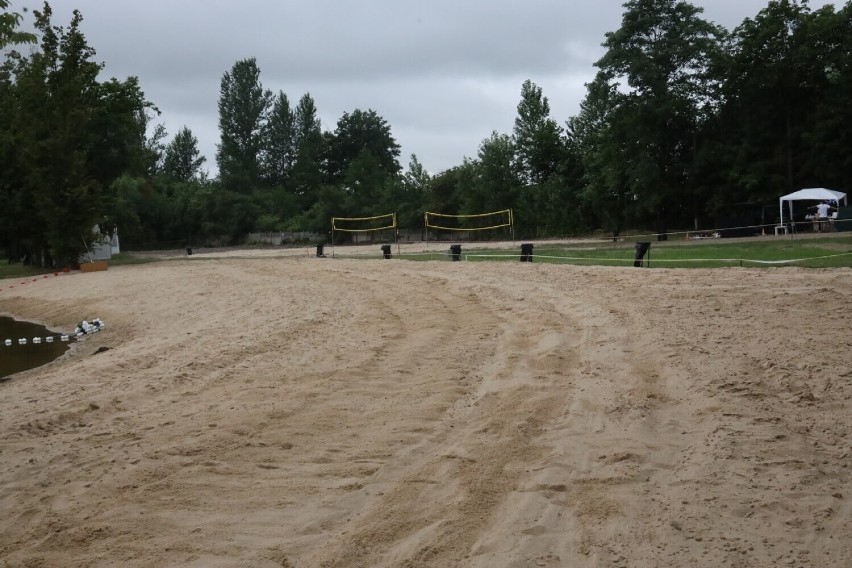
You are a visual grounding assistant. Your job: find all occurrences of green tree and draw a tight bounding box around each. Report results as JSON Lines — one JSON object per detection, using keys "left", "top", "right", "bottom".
{"left": 595, "top": 0, "right": 724, "bottom": 234}
{"left": 319, "top": 108, "right": 401, "bottom": 225}
{"left": 721, "top": 0, "right": 810, "bottom": 202}
{"left": 715, "top": 0, "right": 851, "bottom": 208}
{"left": 396, "top": 154, "right": 430, "bottom": 230}
{"left": 205, "top": 188, "right": 259, "bottom": 241}
{"left": 804, "top": 2, "right": 852, "bottom": 191}
{"left": 253, "top": 186, "right": 299, "bottom": 231}
{"left": 341, "top": 148, "right": 390, "bottom": 215}
{"left": 425, "top": 164, "right": 470, "bottom": 217}
{"left": 216, "top": 57, "right": 271, "bottom": 193}
{"left": 108, "top": 176, "right": 171, "bottom": 248}
{"left": 89, "top": 76, "right": 159, "bottom": 183}
{"left": 136, "top": 108, "right": 167, "bottom": 177}
{"left": 0, "top": 51, "right": 34, "bottom": 262}
{"left": 170, "top": 179, "right": 211, "bottom": 244}
{"left": 325, "top": 108, "right": 401, "bottom": 184}
{"left": 0, "top": 0, "right": 36, "bottom": 49}
{"left": 568, "top": 74, "right": 634, "bottom": 236}
{"left": 300, "top": 183, "right": 347, "bottom": 234}
{"left": 467, "top": 132, "right": 519, "bottom": 215}
{"left": 290, "top": 92, "right": 324, "bottom": 209}
{"left": 512, "top": 80, "right": 580, "bottom": 236}
{"left": 261, "top": 91, "right": 296, "bottom": 188}
{"left": 513, "top": 80, "right": 565, "bottom": 185}
{"left": 163, "top": 126, "right": 206, "bottom": 182}
{"left": 2, "top": 4, "right": 154, "bottom": 265}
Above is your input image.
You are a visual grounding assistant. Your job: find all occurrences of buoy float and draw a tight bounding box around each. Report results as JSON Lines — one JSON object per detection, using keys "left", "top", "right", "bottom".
{"left": 45, "top": 336, "right": 54, "bottom": 343}
{"left": 33, "top": 337, "right": 42, "bottom": 344}
{"left": 18, "top": 338, "right": 26, "bottom": 345}
{"left": 3, "top": 339, "right": 11, "bottom": 347}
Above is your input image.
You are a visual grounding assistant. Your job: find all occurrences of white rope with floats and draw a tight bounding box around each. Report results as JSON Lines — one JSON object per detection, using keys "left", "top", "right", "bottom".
{"left": 3, "top": 318, "right": 105, "bottom": 347}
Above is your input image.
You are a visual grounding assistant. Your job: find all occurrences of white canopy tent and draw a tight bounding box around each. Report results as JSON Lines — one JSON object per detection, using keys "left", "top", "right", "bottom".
{"left": 779, "top": 187, "right": 847, "bottom": 226}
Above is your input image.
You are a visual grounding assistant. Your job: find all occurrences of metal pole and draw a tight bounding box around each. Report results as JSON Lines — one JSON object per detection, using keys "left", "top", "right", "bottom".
{"left": 424, "top": 212, "right": 428, "bottom": 254}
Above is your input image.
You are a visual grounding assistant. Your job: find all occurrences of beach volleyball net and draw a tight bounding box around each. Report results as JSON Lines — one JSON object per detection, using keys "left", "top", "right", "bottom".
{"left": 332, "top": 212, "right": 396, "bottom": 233}
{"left": 424, "top": 209, "right": 513, "bottom": 241}
{"left": 331, "top": 213, "right": 398, "bottom": 248}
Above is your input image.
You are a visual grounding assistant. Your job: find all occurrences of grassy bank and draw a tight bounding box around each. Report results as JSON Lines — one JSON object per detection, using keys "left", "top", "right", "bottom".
{"left": 390, "top": 235, "right": 852, "bottom": 268}
{"left": 0, "top": 253, "right": 156, "bottom": 280}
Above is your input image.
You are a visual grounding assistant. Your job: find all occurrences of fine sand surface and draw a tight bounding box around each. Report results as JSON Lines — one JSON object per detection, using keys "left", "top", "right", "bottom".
{"left": 0, "top": 249, "right": 850, "bottom": 567}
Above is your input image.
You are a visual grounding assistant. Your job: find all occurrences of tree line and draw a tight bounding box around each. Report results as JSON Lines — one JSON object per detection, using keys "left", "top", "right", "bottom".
{"left": 2, "top": 0, "right": 851, "bottom": 265}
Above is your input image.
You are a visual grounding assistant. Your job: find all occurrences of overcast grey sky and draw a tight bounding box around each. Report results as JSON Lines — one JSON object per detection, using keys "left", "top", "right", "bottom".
{"left": 27, "top": 1, "right": 843, "bottom": 177}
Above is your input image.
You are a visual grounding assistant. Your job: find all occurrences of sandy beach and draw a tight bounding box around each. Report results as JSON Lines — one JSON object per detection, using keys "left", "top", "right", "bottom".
{"left": 1, "top": 248, "right": 850, "bottom": 567}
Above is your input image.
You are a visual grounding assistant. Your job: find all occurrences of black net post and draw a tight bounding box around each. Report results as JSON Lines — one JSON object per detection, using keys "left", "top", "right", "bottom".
{"left": 316, "top": 242, "right": 325, "bottom": 257}
{"left": 449, "top": 244, "right": 462, "bottom": 261}
{"left": 520, "top": 243, "right": 534, "bottom": 262}
{"left": 634, "top": 242, "right": 651, "bottom": 267}
{"left": 381, "top": 244, "right": 392, "bottom": 259}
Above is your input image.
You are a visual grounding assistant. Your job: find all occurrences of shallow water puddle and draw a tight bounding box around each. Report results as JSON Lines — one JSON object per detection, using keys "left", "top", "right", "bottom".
{"left": 0, "top": 316, "right": 72, "bottom": 379}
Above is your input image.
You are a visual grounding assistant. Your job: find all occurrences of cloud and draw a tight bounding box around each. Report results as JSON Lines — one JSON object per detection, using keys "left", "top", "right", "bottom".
{"left": 37, "top": 0, "right": 844, "bottom": 176}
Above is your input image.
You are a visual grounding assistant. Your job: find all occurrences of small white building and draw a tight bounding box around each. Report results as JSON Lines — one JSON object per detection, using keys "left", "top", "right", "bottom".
{"left": 81, "top": 226, "right": 120, "bottom": 262}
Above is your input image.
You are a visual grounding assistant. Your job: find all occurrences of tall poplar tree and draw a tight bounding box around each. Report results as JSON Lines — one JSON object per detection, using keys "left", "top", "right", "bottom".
{"left": 512, "top": 80, "right": 576, "bottom": 236}
{"left": 216, "top": 57, "right": 271, "bottom": 193}
{"left": 290, "top": 93, "right": 324, "bottom": 207}
{"left": 513, "top": 80, "right": 565, "bottom": 185}
{"left": 262, "top": 91, "right": 296, "bottom": 188}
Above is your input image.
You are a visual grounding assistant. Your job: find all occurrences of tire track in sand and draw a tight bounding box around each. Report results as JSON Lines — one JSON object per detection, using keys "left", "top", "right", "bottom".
{"left": 307, "top": 264, "right": 585, "bottom": 567}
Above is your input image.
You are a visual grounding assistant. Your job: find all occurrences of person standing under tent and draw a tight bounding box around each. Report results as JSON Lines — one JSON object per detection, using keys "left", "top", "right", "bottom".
{"left": 816, "top": 201, "right": 832, "bottom": 232}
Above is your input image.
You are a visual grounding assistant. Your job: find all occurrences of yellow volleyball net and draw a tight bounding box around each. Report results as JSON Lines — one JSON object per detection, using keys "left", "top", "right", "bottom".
{"left": 331, "top": 212, "right": 397, "bottom": 233}
{"left": 330, "top": 213, "right": 398, "bottom": 257}
{"left": 424, "top": 209, "right": 513, "bottom": 242}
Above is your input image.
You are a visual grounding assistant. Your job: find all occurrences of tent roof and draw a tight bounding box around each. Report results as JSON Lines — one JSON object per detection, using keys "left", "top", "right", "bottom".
{"left": 780, "top": 188, "right": 847, "bottom": 202}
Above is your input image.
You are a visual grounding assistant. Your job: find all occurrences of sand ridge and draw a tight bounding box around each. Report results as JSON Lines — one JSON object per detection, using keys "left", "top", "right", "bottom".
{"left": 0, "top": 253, "right": 850, "bottom": 567}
